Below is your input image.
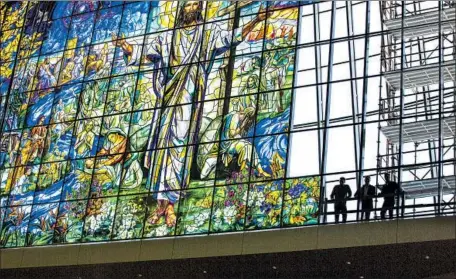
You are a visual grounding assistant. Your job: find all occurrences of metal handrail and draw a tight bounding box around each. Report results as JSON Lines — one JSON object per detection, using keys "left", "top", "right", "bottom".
{"left": 323, "top": 192, "right": 407, "bottom": 223}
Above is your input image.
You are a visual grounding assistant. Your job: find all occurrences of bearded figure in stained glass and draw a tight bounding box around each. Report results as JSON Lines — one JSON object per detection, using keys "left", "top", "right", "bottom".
{"left": 113, "top": 1, "right": 267, "bottom": 226}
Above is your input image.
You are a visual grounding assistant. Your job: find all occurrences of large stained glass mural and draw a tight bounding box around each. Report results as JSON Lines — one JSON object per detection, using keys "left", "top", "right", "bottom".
{"left": 0, "top": 1, "right": 319, "bottom": 247}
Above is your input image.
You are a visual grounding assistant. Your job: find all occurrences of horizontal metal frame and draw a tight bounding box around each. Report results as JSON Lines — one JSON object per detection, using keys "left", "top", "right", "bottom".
{"left": 383, "top": 61, "right": 456, "bottom": 89}
{"left": 402, "top": 176, "right": 456, "bottom": 199}
{"left": 381, "top": 117, "right": 456, "bottom": 144}
{"left": 384, "top": 6, "right": 455, "bottom": 38}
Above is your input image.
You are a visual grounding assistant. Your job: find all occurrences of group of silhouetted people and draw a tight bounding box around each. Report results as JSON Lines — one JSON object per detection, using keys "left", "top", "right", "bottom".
{"left": 330, "top": 173, "right": 402, "bottom": 223}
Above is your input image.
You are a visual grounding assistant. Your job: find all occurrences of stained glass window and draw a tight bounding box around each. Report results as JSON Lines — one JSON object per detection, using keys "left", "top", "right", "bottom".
{"left": 0, "top": 1, "right": 319, "bottom": 248}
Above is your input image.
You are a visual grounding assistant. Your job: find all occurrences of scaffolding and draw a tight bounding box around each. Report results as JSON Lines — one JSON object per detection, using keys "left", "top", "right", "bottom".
{"left": 380, "top": 1, "right": 456, "bottom": 212}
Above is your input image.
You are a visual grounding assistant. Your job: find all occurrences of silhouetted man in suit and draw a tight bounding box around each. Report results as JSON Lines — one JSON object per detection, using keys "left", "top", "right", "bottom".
{"left": 330, "top": 177, "right": 352, "bottom": 223}
{"left": 378, "top": 173, "right": 401, "bottom": 219}
{"left": 355, "top": 176, "right": 376, "bottom": 221}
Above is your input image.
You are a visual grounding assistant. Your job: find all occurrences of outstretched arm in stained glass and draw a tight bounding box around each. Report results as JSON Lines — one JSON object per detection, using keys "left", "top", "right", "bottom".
{"left": 112, "top": 7, "right": 267, "bottom": 65}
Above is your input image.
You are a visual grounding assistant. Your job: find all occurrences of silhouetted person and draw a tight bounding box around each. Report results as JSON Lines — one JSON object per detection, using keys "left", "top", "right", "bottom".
{"left": 378, "top": 173, "right": 401, "bottom": 219}
{"left": 355, "top": 176, "right": 376, "bottom": 221}
{"left": 330, "top": 177, "right": 352, "bottom": 223}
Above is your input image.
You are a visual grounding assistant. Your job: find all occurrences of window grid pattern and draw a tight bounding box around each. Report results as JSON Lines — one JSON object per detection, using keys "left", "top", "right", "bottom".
{"left": 0, "top": 1, "right": 319, "bottom": 248}
{"left": 2, "top": 0, "right": 455, "bottom": 249}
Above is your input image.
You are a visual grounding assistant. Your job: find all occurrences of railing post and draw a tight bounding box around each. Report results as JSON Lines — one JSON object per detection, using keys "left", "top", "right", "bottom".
{"left": 323, "top": 198, "right": 328, "bottom": 224}
{"left": 401, "top": 192, "right": 405, "bottom": 218}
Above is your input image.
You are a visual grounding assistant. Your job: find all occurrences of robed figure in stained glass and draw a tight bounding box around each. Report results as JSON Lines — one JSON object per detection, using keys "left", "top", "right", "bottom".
{"left": 113, "top": 1, "right": 267, "bottom": 226}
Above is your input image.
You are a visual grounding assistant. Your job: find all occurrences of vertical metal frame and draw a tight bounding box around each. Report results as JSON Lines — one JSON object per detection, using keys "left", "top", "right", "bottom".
{"left": 0, "top": 2, "right": 32, "bottom": 246}
{"left": 0, "top": 2, "right": 30, "bottom": 135}
{"left": 286, "top": 4, "right": 303, "bottom": 178}
{"left": 111, "top": 2, "right": 154, "bottom": 241}
{"left": 281, "top": 2, "right": 303, "bottom": 228}
{"left": 396, "top": 1, "right": 406, "bottom": 219}
{"left": 376, "top": 1, "right": 387, "bottom": 219}
{"left": 78, "top": 2, "right": 128, "bottom": 243}
{"left": 206, "top": 2, "right": 239, "bottom": 235}
{"left": 357, "top": 1, "right": 371, "bottom": 221}
{"left": 346, "top": 0, "right": 361, "bottom": 183}
{"left": 313, "top": 4, "right": 324, "bottom": 170}
{"left": 345, "top": 1, "right": 361, "bottom": 220}
{"left": 242, "top": 2, "right": 270, "bottom": 231}
{"left": 312, "top": 3, "right": 325, "bottom": 224}
{"left": 437, "top": 1, "right": 444, "bottom": 215}
{"left": 319, "top": 1, "right": 337, "bottom": 224}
